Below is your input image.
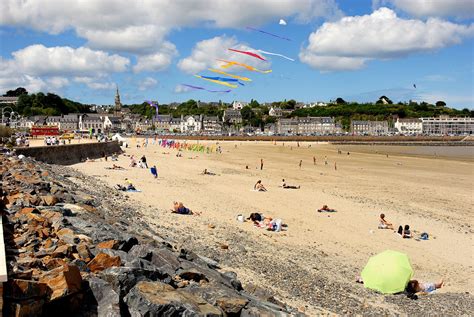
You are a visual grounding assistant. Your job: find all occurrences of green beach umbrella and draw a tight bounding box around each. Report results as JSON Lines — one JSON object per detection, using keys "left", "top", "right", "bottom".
{"left": 361, "top": 250, "right": 413, "bottom": 294}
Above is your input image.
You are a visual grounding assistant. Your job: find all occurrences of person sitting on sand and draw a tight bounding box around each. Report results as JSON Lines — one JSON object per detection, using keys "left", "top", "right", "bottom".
{"left": 318, "top": 205, "right": 336, "bottom": 212}
{"left": 406, "top": 279, "right": 444, "bottom": 294}
{"left": 254, "top": 180, "right": 267, "bottom": 192}
{"left": 403, "top": 224, "right": 412, "bottom": 238}
{"left": 247, "top": 212, "right": 265, "bottom": 224}
{"left": 378, "top": 213, "right": 394, "bottom": 229}
{"left": 202, "top": 168, "right": 216, "bottom": 176}
{"left": 171, "top": 201, "right": 200, "bottom": 215}
{"left": 280, "top": 179, "right": 300, "bottom": 189}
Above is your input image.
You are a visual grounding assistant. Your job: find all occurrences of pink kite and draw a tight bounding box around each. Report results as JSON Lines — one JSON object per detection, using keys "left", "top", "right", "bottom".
{"left": 228, "top": 48, "right": 266, "bottom": 61}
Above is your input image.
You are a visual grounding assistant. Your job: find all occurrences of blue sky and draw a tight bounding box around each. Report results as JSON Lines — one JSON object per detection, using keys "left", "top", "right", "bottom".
{"left": 1, "top": 0, "right": 473, "bottom": 109}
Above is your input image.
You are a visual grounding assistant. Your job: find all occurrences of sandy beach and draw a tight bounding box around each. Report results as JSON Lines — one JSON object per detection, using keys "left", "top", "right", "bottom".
{"left": 70, "top": 139, "right": 473, "bottom": 313}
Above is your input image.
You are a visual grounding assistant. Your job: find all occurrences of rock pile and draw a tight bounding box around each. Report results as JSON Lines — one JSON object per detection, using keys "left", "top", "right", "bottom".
{"left": 0, "top": 153, "right": 302, "bottom": 316}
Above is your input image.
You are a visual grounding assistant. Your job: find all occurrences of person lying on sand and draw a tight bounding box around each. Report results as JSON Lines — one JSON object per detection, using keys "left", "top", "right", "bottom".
{"left": 115, "top": 180, "right": 137, "bottom": 191}
{"left": 317, "top": 205, "right": 336, "bottom": 212}
{"left": 254, "top": 180, "right": 267, "bottom": 192}
{"left": 279, "top": 179, "right": 300, "bottom": 189}
{"left": 85, "top": 157, "right": 96, "bottom": 162}
{"left": 247, "top": 213, "right": 284, "bottom": 232}
{"left": 202, "top": 169, "right": 216, "bottom": 175}
{"left": 171, "top": 201, "right": 201, "bottom": 215}
{"left": 105, "top": 164, "right": 124, "bottom": 170}
{"left": 406, "top": 279, "right": 444, "bottom": 294}
{"left": 378, "top": 213, "right": 394, "bottom": 229}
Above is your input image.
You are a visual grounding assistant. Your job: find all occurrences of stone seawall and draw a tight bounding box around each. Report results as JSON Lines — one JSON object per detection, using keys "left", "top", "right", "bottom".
{"left": 13, "top": 141, "right": 122, "bottom": 165}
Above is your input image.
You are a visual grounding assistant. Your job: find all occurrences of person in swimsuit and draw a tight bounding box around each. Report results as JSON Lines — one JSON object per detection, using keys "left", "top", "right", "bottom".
{"left": 171, "top": 202, "right": 200, "bottom": 215}
{"left": 254, "top": 180, "right": 267, "bottom": 191}
{"left": 378, "top": 213, "right": 394, "bottom": 229}
{"left": 280, "top": 179, "right": 300, "bottom": 189}
{"left": 406, "top": 279, "right": 444, "bottom": 294}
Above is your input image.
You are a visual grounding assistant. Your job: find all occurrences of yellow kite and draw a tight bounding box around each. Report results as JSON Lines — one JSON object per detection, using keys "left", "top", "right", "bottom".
{"left": 208, "top": 68, "right": 252, "bottom": 82}
{"left": 194, "top": 75, "right": 238, "bottom": 88}
{"left": 217, "top": 59, "right": 272, "bottom": 74}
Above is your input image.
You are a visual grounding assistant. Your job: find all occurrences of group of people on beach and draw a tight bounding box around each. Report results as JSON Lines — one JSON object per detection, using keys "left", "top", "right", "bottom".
{"left": 378, "top": 214, "right": 428, "bottom": 240}
{"left": 253, "top": 179, "right": 300, "bottom": 191}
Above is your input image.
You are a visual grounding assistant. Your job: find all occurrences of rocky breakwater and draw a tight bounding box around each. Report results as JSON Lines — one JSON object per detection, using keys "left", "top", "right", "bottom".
{"left": 0, "top": 153, "right": 302, "bottom": 316}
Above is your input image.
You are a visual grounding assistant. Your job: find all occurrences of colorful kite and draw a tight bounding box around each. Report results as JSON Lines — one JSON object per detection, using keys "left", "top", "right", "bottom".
{"left": 257, "top": 49, "right": 295, "bottom": 62}
{"left": 181, "top": 84, "right": 230, "bottom": 93}
{"left": 228, "top": 48, "right": 266, "bottom": 61}
{"left": 218, "top": 59, "right": 272, "bottom": 74}
{"left": 246, "top": 26, "right": 291, "bottom": 41}
{"left": 200, "top": 75, "right": 245, "bottom": 86}
{"left": 194, "top": 75, "right": 238, "bottom": 88}
{"left": 208, "top": 69, "right": 252, "bottom": 82}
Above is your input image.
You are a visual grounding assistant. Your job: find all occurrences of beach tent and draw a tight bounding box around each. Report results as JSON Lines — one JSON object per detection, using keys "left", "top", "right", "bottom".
{"left": 361, "top": 250, "right": 413, "bottom": 294}
{"left": 112, "top": 133, "right": 127, "bottom": 143}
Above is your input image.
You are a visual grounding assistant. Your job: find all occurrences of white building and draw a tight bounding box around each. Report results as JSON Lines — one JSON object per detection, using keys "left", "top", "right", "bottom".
{"left": 103, "top": 116, "right": 122, "bottom": 132}
{"left": 232, "top": 101, "right": 249, "bottom": 110}
{"left": 180, "top": 115, "right": 202, "bottom": 133}
{"left": 420, "top": 116, "right": 474, "bottom": 135}
{"left": 394, "top": 118, "right": 422, "bottom": 135}
{"left": 268, "top": 107, "right": 283, "bottom": 117}
{"left": 80, "top": 114, "right": 104, "bottom": 133}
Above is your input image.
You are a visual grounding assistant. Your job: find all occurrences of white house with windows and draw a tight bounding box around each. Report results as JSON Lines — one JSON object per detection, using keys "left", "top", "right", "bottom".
{"left": 394, "top": 118, "right": 422, "bottom": 135}
{"left": 79, "top": 114, "right": 104, "bottom": 133}
{"left": 420, "top": 116, "right": 474, "bottom": 135}
{"left": 268, "top": 107, "right": 283, "bottom": 117}
{"left": 232, "top": 101, "right": 249, "bottom": 110}
{"left": 180, "top": 115, "right": 202, "bottom": 133}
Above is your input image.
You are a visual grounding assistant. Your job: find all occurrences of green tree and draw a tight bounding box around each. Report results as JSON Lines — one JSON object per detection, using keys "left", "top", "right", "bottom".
{"left": 3, "top": 87, "right": 28, "bottom": 97}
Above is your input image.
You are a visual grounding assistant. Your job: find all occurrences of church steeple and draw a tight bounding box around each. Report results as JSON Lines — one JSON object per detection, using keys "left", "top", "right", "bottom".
{"left": 114, "top": 84, "right": 122, "bottom": 112}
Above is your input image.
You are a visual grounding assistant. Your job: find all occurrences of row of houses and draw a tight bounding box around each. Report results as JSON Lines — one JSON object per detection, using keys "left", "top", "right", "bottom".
{"left": 352, "top": 116, "right": 474, "bottom": 136}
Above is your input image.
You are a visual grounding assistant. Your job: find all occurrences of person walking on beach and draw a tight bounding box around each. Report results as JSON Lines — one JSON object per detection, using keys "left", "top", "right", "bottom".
{"left": 334, "top": 162, "right": 337, "bottom": 170}
{"left": 299, "top": 160, "right": 302, "bottom": 169}
{"left": 313, "top": 156, "right": 316, "bottom": 165}
{"left": 140, "top": 155, "right": 148, "bottom": 168}
{"left": 325, "top": 156, "right": 328, "bottom": 165}
{"left": 150, "top": 165, "right": 158, "bottom": 178}
{"left": 260, "top": 158, "right": 264, "bottom": 170}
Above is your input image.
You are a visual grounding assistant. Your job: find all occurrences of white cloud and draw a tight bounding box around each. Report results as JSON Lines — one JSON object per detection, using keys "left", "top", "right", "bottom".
{"left": 0, "top": 45, "right": 129, "bottom": 93}
{"left": 177, "top": 35, "right": 271, "bottom": 74}
{"left": 279, "top": 19, "right": 287, "bottom": 26}
{"left": 0, "top": 0, "right": 341, "bottom": 55}
{"left": 174, "top": 84, "right": 193, "bottom": 94}
{"left": 300, "top": 8, "right": 474, "bottom": 71}
{"left": 12, "top": 45, "right": 130, "bottom": 76}
{"left": 133, "top": 42, "right": 178, "bottom": 73}
{"left": 73, "top": 77, "right": 115, "bottom": 90}
{"left": 373, "top": 0, "right": 474, "bottom": 19}
{"left": 47, "top": 77, "right": 69, "bottom": 89}
{"left": 139, "top": 77, "right": 158, "bottom": 91}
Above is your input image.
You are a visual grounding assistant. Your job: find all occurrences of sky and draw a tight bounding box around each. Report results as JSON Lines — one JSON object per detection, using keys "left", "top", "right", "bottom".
{"left": 0, "top": 0, "right": 473, "bottom": 109}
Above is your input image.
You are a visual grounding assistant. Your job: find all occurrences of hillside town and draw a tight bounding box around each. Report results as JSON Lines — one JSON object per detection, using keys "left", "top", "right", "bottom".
{"left": 1, "top": 88, "right": 473, "bottom": 136}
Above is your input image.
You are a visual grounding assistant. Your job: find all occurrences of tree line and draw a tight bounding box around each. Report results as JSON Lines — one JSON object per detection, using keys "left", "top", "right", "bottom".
{"left": 3, "top": 88, "right": 472, "bottom": 129}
